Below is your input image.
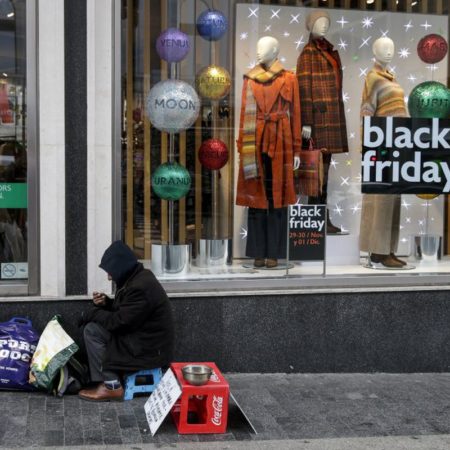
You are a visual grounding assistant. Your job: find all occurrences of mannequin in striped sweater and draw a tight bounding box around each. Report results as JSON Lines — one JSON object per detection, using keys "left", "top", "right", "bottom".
{"left": 359, "top": 37, "right": 407, "bottom": 269}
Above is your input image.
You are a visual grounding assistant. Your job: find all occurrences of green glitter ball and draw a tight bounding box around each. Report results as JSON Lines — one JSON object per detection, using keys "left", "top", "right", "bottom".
{"left": 408, "top": 81, "right": 450, "bottom": 118}
{"left": 151, "top": 162, "right": 191, "bottom": 201}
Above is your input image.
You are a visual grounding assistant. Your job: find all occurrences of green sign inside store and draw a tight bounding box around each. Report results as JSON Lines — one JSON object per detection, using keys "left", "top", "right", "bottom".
{"left": 0, "top": 183, "right": 27, "bottom": 209}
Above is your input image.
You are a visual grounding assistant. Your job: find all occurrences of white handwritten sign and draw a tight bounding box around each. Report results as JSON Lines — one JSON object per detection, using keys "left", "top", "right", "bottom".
{"left": 144, "top": 368, "right": 182, "bottom": 436}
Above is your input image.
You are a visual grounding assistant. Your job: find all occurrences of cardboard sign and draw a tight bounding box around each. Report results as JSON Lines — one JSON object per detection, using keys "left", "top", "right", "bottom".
{"left": 144, "top": 368, "right": 182, "bottom": 436}
{"left": 362, "top": 117, "right": 450, "bottom": 194}
{"left": 288, "top": 204, "right": 326, "bottom": 261}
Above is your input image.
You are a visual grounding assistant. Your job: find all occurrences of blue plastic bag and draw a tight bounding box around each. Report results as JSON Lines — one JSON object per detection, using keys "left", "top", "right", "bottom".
{"left": 0, "top": 317, "right": 40, "bottom": 390}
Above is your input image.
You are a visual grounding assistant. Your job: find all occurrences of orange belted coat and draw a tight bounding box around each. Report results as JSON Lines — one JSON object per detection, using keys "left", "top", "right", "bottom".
{"left": 236, "top": 63, "right": 302, "bottom": 209}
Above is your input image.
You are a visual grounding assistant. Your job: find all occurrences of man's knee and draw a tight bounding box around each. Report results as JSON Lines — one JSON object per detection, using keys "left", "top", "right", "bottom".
{"left": 83, "top": 322, "right": 105, "bottom": 341}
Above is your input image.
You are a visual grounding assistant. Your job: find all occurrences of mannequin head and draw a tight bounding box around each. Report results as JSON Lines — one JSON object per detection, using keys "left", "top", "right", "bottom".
{"left": 372, "top": 37, "right": 395, "bottom": 67}
{"left": 256, "top": 36, "right": 280, "bottom": 67}
{"left": 306, "top": 11, "right": 330, "bottom": 38}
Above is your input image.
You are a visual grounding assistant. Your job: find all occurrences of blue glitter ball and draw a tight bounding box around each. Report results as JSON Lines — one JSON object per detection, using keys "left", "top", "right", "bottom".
{"left": 196, "top": 9, "right": 228, "bottom": 41}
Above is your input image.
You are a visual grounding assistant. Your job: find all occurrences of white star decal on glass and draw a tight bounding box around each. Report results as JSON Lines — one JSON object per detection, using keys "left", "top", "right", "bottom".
{"left": 350, "top": 132, "right": 356, "bottom": 139}
{"left": 359, "top": 67, "right": 368, "bottom": 78}
{"left": 295, "top": 36, "right": 305, "bottom": 50}
{"left": 380, "top": 29, "right": 389, "bottom": 37}
{"left": 426, "top": 64, "right": 438, "bottom": 72}
{"left": 337, "top": 16, "right": 349, "bottom": 28}
{"left": 333, "top": 204, "right": 343, "bottom": 216}
{"left": 346, "top": 159, "right": 352, "bottom": 166}
{"left": 338, "top": 38, "right": 348, "bottom": 51}
{"left": 404, "top": 96, "right": 409, "bottom": 104}
{"left": 401, "top": 237, "right": 409, "bottom": 243}
{"left": 280, "top": 56, "right": 287, "bottom": 63}
{"left": 283, "top": 31, "right": 290, "bottom": 37}
{"left": 248, "top": 7, "right": 258, "bottom": 19}
{"left": 240, "top": 32, "right": 248, "bottom": 40}
{"left": 342, "top": 92, "right": 350, "bottom": 103}
{"left": 418, "top": 219, "right": 425, "bottom": 227}
{"left": 270, "top": 8, "right": 280, "bottom": 20}
{"left": 362, "top": 17, "right": 374, "bottom": 29}
{"left": 330, "top": 158, "right": 339, "bottom": 169}
{"left": 340, "top": 225, "right": 349, "bottom": 233}
{"left": 401, "top": 199, "right": 411, "bottom": 209}
{"left": 265, "top": 25, "right": 272, "bottom": 32}
{"left": 404, "top": 20, "right": 413, "bottom": 32}
{"left": 359, "top": 36, "right": 372, "bottom": 49}
{"left": 240, "top": 227, "right": 248, "bottom": 239}
{"left": 399, "top": 225, "right": 404, "bottom": 230}
{"left": 290, "top": 13, "right": 300, "bottom": 24}
{"left": 420, "top": 20, "right": 431, "bottom": 30}
{"left": 407, "top": 74, "right": 417, "bottom": 83}
{"left": 351, "top": 204, "right": 361, "bottom": 214}
{"left": 388, "top": 65, "right": 396, "bottom": 73}
{"left": 405, "top": 217, "right": 411, "bottom": 223}
{"left": 340, "top": 177, "right": 350, "bottom": 186}
{"left": 355, "top": 173, "right": 362, "bottom": 182}
{"left": 398, "top": 48, "right": 410, "bottom": 58}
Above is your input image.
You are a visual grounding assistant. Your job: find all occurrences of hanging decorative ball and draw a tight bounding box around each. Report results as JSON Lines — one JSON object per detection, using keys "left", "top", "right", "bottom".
{"left": 156, "top": 28, "right": 190, "bottom": 63}
{"left": 196, "top": 9, "right": 228, "bottom": 41}
{"left": 416, "top": 194, "right": 440, "bottom": 200}
{"left": 199, "top": 139, "right": 229, "bottom": 170}
{"left": 417, "top": 34, "right": 448, "bottom": 64}
{"left": 196, "top": 65, "right": 231, "bottom": 100}
{"left": 146, "top": 80, "right": 200, "bottom": 133}
{"left": 408, "top": 81, "right": 450, "bottom": 118}
{"left": 151, "top": 162, "right": 191, "bottom": 201}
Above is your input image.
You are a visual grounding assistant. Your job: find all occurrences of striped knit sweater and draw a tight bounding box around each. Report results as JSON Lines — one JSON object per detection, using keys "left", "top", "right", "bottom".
{"left": 361, "top": 63, "right": 408, "bottom": 117}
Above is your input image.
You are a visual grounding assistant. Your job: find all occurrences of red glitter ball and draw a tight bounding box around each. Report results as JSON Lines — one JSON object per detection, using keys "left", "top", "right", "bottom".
{"left": 417, "top": 34, "right": 448, "bottom": 64}
{"left": 198, "top": 139, "right": 229, "bottom": 170}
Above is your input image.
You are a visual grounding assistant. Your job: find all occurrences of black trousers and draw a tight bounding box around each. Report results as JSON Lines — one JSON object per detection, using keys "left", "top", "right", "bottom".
{"left": 83, "top": 322, "right": 119, "bottom": 382}
{"left": 246, "top": 154, "right": 287, "bottom": 259}
{"left": 308, "top": 153, "right": 331, "bottom": 205}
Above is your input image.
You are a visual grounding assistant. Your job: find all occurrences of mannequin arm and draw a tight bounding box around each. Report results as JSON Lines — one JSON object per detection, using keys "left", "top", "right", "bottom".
{"left": 302, "top": 126, "right": 312, "bottom": 139}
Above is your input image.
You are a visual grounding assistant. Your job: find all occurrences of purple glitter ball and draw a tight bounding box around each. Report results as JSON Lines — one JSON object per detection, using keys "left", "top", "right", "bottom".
{"left": 156, "top": 28, "right": 190, "bottom": 63}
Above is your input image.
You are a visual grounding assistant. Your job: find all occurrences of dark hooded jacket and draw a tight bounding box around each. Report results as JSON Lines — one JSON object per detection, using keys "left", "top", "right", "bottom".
{"left": 84, "top": 241, "right": 174, "bottom": 372}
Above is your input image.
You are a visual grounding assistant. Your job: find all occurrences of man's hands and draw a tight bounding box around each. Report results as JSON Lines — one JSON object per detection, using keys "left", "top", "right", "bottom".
{"left": 93, "top": 291, "right": 107, "bottom": 306}
{"left": 294, "top": 156, "right": 300, "bottom": 170}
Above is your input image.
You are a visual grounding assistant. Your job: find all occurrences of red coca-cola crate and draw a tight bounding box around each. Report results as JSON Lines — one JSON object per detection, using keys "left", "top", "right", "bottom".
{"left": 170, "top": 362, "right": 229, "bottom": 434}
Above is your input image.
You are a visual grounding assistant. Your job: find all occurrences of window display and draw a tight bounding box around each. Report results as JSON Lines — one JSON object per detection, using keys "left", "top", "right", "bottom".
{"left": 120, "top": 1, "right": 450, "bottom": 285}
{"left": 0, "top": 0, "right": 28, "bottom": 282}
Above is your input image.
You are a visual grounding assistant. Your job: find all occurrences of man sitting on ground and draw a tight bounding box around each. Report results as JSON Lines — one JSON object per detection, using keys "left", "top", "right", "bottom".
{"left": 78, "top": 240, "right": 174, "bottom": 401}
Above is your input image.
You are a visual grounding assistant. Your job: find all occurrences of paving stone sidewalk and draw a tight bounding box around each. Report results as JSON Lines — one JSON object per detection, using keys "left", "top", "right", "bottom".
{"left": 2, "top": 373, "right": 450, "bottom": 447}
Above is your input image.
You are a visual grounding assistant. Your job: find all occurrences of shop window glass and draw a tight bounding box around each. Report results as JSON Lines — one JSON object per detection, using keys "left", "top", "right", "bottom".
{"left": 121, "top": 0, "right": 450, "bottom": 284}
{"left": 0, "top": 0, "right": 28, "bottom": 283}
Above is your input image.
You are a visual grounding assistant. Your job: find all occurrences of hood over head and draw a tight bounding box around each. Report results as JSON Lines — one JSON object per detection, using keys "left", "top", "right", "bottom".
{"left": 99, "top": 240, "right": 139, "bottom": 287}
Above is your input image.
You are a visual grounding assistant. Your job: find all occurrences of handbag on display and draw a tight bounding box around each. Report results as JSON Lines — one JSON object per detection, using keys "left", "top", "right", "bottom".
{"left": 296, "top": 138, "right": 324, "bottom": 197}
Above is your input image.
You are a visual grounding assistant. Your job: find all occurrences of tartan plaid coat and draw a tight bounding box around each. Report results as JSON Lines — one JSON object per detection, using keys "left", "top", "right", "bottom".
{"left": 236, "top": 65, "right": 302, "bottom": 209}
{"left": 296, "top": 37, "right": 348, "bottom": 154}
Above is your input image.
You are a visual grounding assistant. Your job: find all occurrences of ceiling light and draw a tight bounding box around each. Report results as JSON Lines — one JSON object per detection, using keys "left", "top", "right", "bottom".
{"left": 6, "top": 12, "right": 13, "bottom": 17}
{"left": 366, "top": 0, "right": 375, "bottom": 3}
{"left": 411, "top": 1, "right": 418, "bottom": 5}
{"left": 2, "top": 73, "right": 7, "bottom": 77}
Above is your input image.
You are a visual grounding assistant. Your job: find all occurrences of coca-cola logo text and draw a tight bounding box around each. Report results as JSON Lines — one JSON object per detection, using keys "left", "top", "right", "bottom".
{"left": 211, "top": 395, "right": 223, "bottom": 426}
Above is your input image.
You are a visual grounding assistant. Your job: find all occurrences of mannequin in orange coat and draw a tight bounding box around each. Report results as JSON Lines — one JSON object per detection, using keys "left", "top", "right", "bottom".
{"left": 236, "top": 37, "right": 302, "bottom": 268}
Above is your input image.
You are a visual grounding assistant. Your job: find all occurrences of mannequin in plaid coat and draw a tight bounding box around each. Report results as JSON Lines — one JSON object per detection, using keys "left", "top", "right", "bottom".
{"left": 296, "top": 11, "right": 348, "bottom": 232}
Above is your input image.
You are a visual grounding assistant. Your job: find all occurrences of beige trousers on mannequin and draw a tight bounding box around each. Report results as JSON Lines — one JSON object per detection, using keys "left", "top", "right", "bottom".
{"left": 359, "top": 194, "right": 401, "bottom": 255}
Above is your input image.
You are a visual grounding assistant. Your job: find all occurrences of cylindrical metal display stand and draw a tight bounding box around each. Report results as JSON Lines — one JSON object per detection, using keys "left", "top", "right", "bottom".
{"left": 195, "top": 238, "right": 230, "bottom": 267}
{"left": 411, "top": 234, "right": 442, "bottom": 262}
{"left": 151, "top": 244, "right": 191, "bottom": 275}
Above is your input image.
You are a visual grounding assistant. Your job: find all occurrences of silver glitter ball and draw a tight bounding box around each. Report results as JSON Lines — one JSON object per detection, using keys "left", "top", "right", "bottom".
{"left": 146, "top": 80, "right": 200, "bottom": 133}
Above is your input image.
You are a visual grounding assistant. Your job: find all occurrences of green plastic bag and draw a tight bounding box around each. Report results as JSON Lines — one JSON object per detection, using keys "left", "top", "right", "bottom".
{"left": 29, "top": 316, "right": 79, "bottom": 390}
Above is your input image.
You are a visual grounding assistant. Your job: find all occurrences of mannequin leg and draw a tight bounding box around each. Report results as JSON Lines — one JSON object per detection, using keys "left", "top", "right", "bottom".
{"left": 308, "top": 154, "right": 340, "bottom": 233}
{"left": 245, "top": 154, "right": 287, "bottom": 268}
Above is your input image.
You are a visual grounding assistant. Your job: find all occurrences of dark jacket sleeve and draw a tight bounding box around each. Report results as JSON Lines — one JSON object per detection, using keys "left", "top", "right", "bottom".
{"left": 88, "top": 287, "right": 152, "bottom": 333}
